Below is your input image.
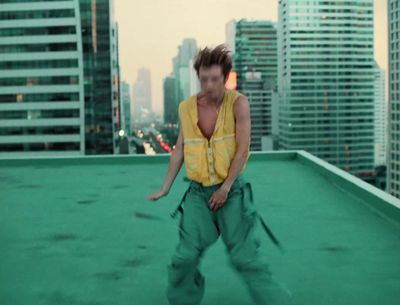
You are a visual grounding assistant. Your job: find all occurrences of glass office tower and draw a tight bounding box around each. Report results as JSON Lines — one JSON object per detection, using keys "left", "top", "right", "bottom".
{"left": 387, "top": 0, "right": 400, "bottom": 197}
{"left": 277, "top": 0, "right": 375, "bottom": 179}
{"left": 0, "top": 0, "right": 119, "bottom": 156}
{"left": 0, "top": 0, "right": 85, "bottom": 156}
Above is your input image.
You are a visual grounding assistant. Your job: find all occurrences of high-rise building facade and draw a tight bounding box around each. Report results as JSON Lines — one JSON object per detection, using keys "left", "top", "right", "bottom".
{"left": 225, "top": 19, "right": 237, "bottom": 54}
{"left": 162, "top": 38, "right": 197, "bottom": 126}
{"left": 172, "top": 38, "right": 198, "bottom": 103}
{"left": 188, "top": 58, "right": 200, "bottom": 97}
{"left": 111, "top": 21, "right": 122, "bottom": 149}
{"left": 121, "top": 81, "right": 131, "bottom": 136}
{"left": 387, "top": 0, "right": 400, "bottom": 197}
{"left": 234, "top": 20, "right": 277, "bottom": 92}
{"left": 277, "top": 0, "right": 375, "bottom": 179}
{"left": 163, "top": 75, "right": 177, "bottom": 125}
{"left": 241, "top": 72, "right": 273, "bottom": 151}
{"left": 79, "top": 0, "right": 118, "bottom": 155}
{"left": 374, "top": 63, "right": 387, "bottom": 167}
{"left": 0, "top": 0, "right": 85, "bottom": 157}
{"left": 0, "top": 0, "right": 120, "bottom": 156}
{"left": 132, "top": 67, "right": 152, "bottom": 122}
{"left": 232, "top": 20, "right": 277, "bottom": 151}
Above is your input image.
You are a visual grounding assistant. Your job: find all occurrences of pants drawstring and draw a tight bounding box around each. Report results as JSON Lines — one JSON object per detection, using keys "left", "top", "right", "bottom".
{"left": 242, "top": 182, "right": 285, "bottom": 254}
{"left": 170, "top": 186, "right": 190, "bottom": 219}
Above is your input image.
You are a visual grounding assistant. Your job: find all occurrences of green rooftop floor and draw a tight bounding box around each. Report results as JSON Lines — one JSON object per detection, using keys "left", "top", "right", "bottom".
{"left": 1, "top": 152, "right": 400, "bottom": 305}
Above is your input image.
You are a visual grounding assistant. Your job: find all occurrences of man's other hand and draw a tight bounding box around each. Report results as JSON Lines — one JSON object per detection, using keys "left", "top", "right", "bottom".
{"left": 209, "top": 187, "right": 229, "bottom": 211}
{"left": 147, "top": 189, "right": 168, "bottom": 201}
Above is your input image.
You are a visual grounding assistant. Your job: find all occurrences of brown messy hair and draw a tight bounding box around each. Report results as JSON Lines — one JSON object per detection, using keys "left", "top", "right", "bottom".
{"left": 193, "top": 44, "right": 232, "bottom": 80}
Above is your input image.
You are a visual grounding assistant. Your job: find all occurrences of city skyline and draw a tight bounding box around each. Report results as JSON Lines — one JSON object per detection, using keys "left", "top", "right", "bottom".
{"left": 114, "top": 0, "right": 388, "bottom": 115}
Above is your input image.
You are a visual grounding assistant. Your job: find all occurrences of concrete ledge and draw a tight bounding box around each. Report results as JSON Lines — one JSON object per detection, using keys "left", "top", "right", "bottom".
{"left": 296, "top": 150, "right": 400, "bottom": 226}
{"left": 249, "top": 150, "right": 298, "bottom": 161}
{"left": 0, "top": 150, "right": 298, "bottom": 167}
{"left": 0, "top": 154, "right": 169, "bottom": 167}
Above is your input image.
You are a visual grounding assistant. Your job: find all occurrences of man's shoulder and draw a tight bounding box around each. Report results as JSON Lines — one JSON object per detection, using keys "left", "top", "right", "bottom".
{"left": 225, "top": 90, "right": 247, "bottom": 106}
{"left": 226, "top": 89, "right": 242, "bottom": 95}
{"left": 179, "top": 94, "right": 196, "bottom": 110}
{"left": 178, "top": 94, "right": 197, "bottom": 118}
{"left": 225, "top": 89, "right": 243, "bottom": 99}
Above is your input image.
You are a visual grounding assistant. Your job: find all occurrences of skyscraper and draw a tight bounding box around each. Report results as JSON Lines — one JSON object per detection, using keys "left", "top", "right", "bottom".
{"left": 234, "top": 20, "right": 277, "bottom": 91}
{"left": 0, "top": 0, "right": 121, "bottom": 156}
{"left": 231, "top": 20, "right": 277, "bottom": 151}
{"left": 172, "top": 38, "right": 198, "bottom": 103}
{"left": 387, "top": 0, "right": 400, "bottom": 197}
{"left": 188, "top": 58, "right": 200, "bottom": 97}
{"left": 225, "top": 19, "right": 237, "bottom": 54}
{"left": 111, "top": 21, "right": 122, "bottom": 147}
{"left": 0, "top": 0, "right": 85, "bottom": 157}
{"left": 121, "top": 81, "right": 132, "bottom": 136}
{"left": 132, "top": 67, "right": 152, "bottom": 122}
{"left": 374, "top": 63, "right": 387, "bottom": 167}
{"left": 80, "top": 0, "right": 119, "bottom": 155}
{"left": 277, "top": 0, "right": 375, "bottom": 179}
{"left": 162, "top": 38, "right": 198, "bottom": 126}
{"left": 241, "top": 72, "right": 274, "bottom": 151}
{"left": 163, "top": 75, "right": 178, "bottom": 125}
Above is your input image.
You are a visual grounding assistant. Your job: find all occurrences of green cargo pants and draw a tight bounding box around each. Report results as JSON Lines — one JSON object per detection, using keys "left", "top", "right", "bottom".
{"left": 167, "top": 175, "right": 292, "bottom": 305}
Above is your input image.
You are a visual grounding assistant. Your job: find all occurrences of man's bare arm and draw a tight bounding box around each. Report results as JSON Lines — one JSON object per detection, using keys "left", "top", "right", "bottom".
{"left": 209, "top": 95, "right": 251, "bottom": 210}
{"left": 147, "top": 128, "right": 184, "bottom": 201}
{"left": 221, "top": 95, "right": 251, "bottom": 192}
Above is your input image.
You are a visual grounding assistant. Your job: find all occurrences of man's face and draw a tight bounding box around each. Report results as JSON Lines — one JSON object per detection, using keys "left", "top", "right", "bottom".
{"left": 198, "top": 65, "right": 227, "bottom": 100}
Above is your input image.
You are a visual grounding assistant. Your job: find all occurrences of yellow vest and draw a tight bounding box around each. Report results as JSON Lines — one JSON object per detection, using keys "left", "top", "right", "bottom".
{"left": 178, "top": 90, "right": 249, "bottom": 186}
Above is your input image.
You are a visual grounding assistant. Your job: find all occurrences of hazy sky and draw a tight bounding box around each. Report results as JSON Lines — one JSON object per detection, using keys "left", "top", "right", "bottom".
{"left": 114, "top": 0, "right": 388, "bottom": 115}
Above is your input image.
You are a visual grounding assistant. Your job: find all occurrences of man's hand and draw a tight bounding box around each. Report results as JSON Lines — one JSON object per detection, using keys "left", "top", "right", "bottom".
{"left": 147, "top": 189, "right": 168, "bottom": 201}
{"left": 208, "top": 187, "right": 229, "bottom": 211}
{"left": 147, "top": 127, "right": 184, "bottom": 202}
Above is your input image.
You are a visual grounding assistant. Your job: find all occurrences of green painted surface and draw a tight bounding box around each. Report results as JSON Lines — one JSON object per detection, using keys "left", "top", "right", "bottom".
{"left": 1, "top": 155, "right": 400, "bottom": 305}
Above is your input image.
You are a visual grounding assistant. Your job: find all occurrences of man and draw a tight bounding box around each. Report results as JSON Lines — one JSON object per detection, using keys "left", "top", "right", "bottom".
{"left": 147, "top": 45, "right": 291, "bottom": 305}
